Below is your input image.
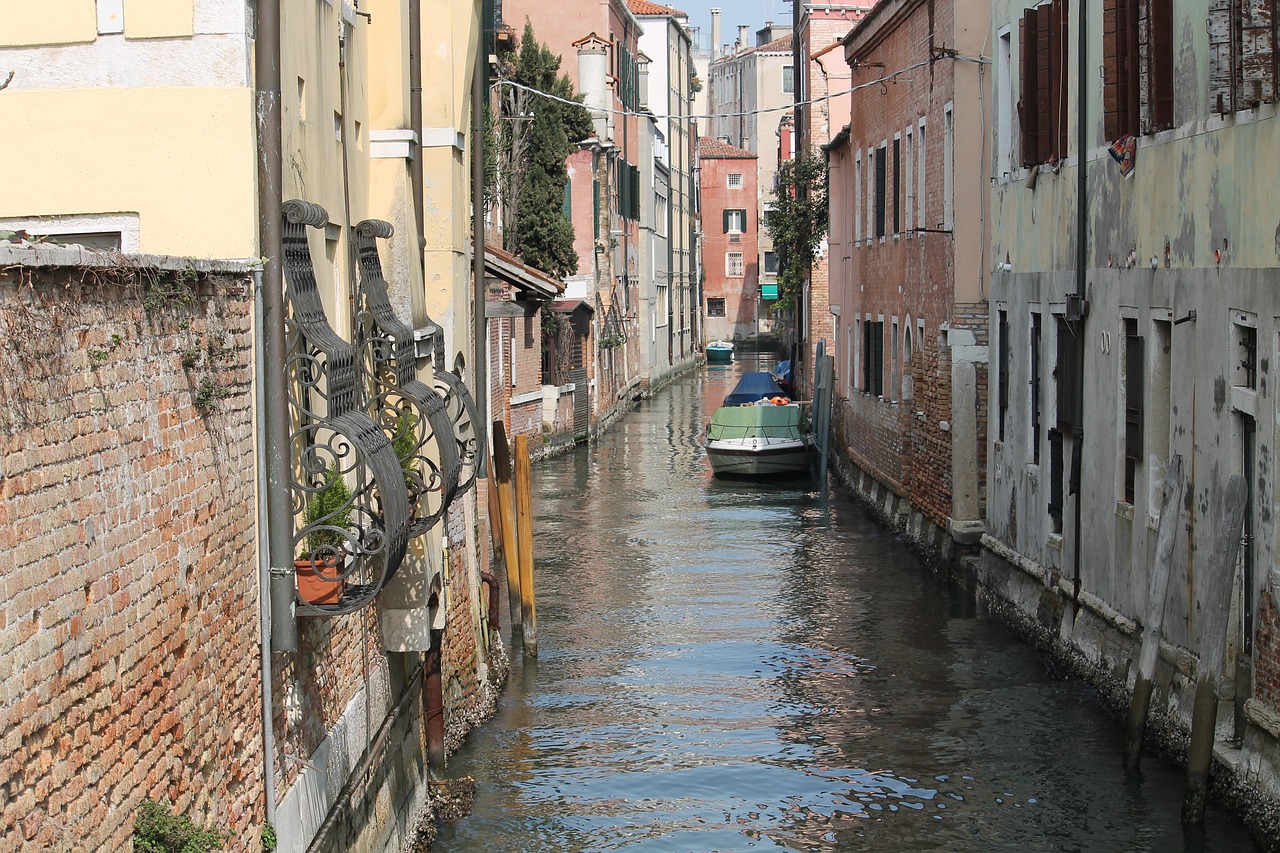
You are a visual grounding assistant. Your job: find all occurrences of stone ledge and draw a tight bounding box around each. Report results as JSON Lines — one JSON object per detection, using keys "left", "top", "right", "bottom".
{"left": 0, "top": 243, "right": 255, "bottom": 275}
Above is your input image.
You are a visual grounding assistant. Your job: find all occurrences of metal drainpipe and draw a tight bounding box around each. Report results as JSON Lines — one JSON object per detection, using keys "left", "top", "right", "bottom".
{"left": 253, "top": 268, "right": 278, "bottom": 832}
{"left": 409, "top": 0, "right": 426, "bottom": 252}
{"left": 1072, "top": 1, "right": 1088, "bottom": 611}
{"left": 472, "top": 1, "right": 489, "bottom": 477}
{"left": 255, "top": 0, "right": 297, "bottom": 654}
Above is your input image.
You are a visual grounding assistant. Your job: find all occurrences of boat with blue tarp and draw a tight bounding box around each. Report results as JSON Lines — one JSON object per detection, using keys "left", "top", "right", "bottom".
{"left": 705, "top": 372, "right": 811, "bottom": 477}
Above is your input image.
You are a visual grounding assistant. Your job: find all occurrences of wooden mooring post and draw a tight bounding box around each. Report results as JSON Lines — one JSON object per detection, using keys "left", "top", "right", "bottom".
{"left": 1182, "top": 474, "right": 1247, "bottom": 824}
{"left": 1123, "top": 455, "right": 1185, "bottom": 770}
{"left": 492, "top": 422, "right": 523, "bottom": 637}
{"left": 514, "top": 433, "right": 538, "bottom": 657}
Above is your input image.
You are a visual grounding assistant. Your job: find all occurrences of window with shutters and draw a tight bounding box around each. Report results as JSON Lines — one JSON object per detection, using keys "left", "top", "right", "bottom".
{"left": 1019, "top": 0, "right": 1069, "bottom": 166}
{"left": 1122, "top": 317, "right": 1144, "bottom": 504}
{"left": 724, "top": 209, "right": 747, "bottom": 234}
{"left": 998, "top": 309, "right": 1010, "bottom": 442}
{"left": 874, "top": 145, "right": 887, "bottom": 239}
{"left": 862, "top": 320, "right": 884, "bottom": 396}
{"left": 1031, "top": 311, "right": 1043, "bottom": 464}
{"left": 1209, "top": 0, "right": 1278, "bottom": 114}
{"left": 1103, "top": 0, "right": 1175, "bottom": 138}
{"left": 1056, "top": 315, "right": 1083, "bottom": 434}
{"left": 892, "top": 136, "right": 901, "bottom": 235}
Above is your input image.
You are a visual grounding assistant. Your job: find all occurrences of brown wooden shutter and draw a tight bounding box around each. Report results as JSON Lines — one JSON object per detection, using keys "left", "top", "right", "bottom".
{"left": 1241, "top": 0, "right": 1277, "bottom": 105}
{"left": 1104, "top": 0, "right": 1121, "bottom": 140}
{"left": 1020, "top": 14, "right": 1040, "bottom": 167}
{"left": 1035, "top": 5, "right": 1053, "bottom": 163}
{"left": 1149, "top": 0, "right": 1175, "bottom": 128}
{"left": 1208, "top": 0, "right": 1236, "bottom": 114}
{"left": 1054, "top": 0, "right": 1069, "bottom": 157}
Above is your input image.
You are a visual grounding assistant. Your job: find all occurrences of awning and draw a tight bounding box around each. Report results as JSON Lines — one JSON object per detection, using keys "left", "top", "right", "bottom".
{"left": 484, "top": 246, "right": 563, "bottom": 301}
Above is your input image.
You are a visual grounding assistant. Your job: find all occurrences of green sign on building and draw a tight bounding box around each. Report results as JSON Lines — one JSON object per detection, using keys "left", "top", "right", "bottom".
{"left": 761, "top": 283, "right": 779, "bottom": 300}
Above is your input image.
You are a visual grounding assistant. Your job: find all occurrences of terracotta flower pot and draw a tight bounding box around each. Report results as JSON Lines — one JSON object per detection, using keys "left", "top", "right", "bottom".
{"left": 295, "top": 555, "right": 347, "bottom": 605}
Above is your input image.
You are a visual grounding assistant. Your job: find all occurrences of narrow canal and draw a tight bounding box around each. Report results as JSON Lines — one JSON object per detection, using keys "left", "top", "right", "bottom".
{"left": 436, "top": 360, "right": 1259, "bottom": 852}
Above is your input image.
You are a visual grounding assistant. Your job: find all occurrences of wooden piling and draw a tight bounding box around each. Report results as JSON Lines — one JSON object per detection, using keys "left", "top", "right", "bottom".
{"left": 514, "top": 433, "right": 537, "bottom": 657}
{"left": 1182, "top": 474, "right": 1247, "bottom": 824}
{"left": 1123, "top": 455, "right": 1185, "bottom": 770}
{"left": 492, "top": 422, "right": 523, "bottom": 636}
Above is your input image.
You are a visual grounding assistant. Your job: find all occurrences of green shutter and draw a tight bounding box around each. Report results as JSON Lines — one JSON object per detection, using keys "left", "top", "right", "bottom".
{"left": 562, "top": 180, "right": 571, "bottom": 218}
{"left": 723, "top": 209, "right": 730, "bottom": 232}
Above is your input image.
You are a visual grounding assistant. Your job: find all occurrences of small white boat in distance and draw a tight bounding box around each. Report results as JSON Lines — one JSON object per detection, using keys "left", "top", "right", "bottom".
{"left": 706, "top": 340, "right": 734, "bottom": 363}
{"left": 705, "top": 372, "right": 811, "bottom": 477}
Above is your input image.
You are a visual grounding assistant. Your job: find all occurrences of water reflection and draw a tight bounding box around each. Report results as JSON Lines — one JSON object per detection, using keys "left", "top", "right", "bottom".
{"left": 434, "top": 360, "right": 1257, "bottom": 853}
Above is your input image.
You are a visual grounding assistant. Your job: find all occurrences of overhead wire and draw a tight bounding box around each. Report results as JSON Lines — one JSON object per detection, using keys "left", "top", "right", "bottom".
{"left": 493, "top": 52, "right": 990, "bottom": 123}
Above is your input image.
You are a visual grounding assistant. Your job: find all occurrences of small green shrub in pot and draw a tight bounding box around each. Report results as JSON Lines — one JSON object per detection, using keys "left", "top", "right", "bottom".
{"left": 297, "top": 462, "right": 352, "bottom": 605}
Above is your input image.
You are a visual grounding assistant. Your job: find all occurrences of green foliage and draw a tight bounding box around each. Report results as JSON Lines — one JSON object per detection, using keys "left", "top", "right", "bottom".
{"left": 304, "top": 462, "right": 353, "bottom": 554}
{"left": 501, "top": 21, "right": 593, "bottom": 279}
{"left": 193, "top": 377, "right": 227, "bottom": 411}
{"left": 132, "top": 799, "right": 224, "bottom": 853}
{"left": 763, "top": 151, "right": 829, "bottom": 313}
{"left": 260, "top": 821, "right": 277, "bottom": 853}
{"left": 391, "top": 411, "right": 419, "bottom": 491}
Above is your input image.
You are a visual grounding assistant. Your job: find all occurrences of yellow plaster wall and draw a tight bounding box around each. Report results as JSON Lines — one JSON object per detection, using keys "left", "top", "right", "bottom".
{"left": 123, "top": 0, "right": 194, "bottom": 39}
{"left": 0, "top": 87, "right": 256, "bottom": 257}
{"left": 0, "top": 0, "right": 97, "bottom": 47}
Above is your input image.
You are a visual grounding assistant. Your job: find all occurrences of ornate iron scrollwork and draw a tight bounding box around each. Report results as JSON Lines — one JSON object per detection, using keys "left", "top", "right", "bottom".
{"left": 282, "top": 200, "right": 410, "bottom": 615}
{"left": 434, "top": 368, "right": 481, "bottom": 502}
{"left": 353, "top": 219, "right": 460, "bottom": 535}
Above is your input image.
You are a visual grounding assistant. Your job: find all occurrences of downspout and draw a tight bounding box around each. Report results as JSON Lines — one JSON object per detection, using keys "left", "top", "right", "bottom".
{"left": 1072, "top": 1, "right": 1088, "bottom": 611}
{"left": 253, "top": 268, "right": 277, "bottom": 832}
{"left": 472, "top": 0, "right": 489, "bottom": 476}
{"left": 255, "top": 0, "right": 297, "bottom": 655}
{"left": 409, "top": 0, "right": 425, "bottom": 250}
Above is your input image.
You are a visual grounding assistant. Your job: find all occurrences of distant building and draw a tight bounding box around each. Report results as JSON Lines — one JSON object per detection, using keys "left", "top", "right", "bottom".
{"left": 698, "top": 138, "right": 760, "bottom": 343}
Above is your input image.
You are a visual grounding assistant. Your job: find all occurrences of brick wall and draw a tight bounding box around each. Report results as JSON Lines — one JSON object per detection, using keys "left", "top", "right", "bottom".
{"left": 0, "top": 256, "right": 263, "bottom": 850}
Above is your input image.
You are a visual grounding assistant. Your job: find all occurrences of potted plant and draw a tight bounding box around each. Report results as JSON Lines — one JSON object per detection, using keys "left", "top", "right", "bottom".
{"left": 296, "top": 462, "right": 352, "bottom": 605}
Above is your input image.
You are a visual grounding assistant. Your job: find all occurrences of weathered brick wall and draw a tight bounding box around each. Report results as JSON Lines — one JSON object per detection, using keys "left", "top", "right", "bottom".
{"left": 954, "top": 301, "right": 990, "bottom": 517}
{"left": 0, "top": 255, "right": 263, "bottom": 851}
{"left": 442, "top": 500, "right": 483, "bottom": 745}
{"left": 906, "top": 326, "right": 953, "bottom": 526}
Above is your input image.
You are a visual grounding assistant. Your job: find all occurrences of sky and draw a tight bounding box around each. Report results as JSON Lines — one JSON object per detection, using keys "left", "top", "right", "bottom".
{"left": 674, "top": 0, "right": 796, "bottom": 53}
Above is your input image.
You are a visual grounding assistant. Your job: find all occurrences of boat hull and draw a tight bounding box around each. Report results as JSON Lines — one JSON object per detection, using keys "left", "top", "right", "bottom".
{"left": 706, "top": 439, "right": 811, "bottom": 476}
{"left": 706, "top": 342, "right": 734, "bottom": 363}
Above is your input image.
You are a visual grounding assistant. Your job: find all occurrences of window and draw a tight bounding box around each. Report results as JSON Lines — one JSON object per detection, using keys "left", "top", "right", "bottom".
{"left": 1031, "top": 311, "right": 1042, "bottom": 464}
{"left": 890, "top": 318, "right": 900, "bottom": 402}
{"left": 1235, "top": 317, "right": 1258, "bottom": 390}
{"left": 866, "top": 148, "right": 875, "bottom": 239}
{"left": 997, "top": 27, "right": 1014, "bottom": 174}
{"left": 657, "top": 284, "right": 669, "bottom": 327}
{"left": 707, "top": 297, "right": 726, "bottom": 316}
{"left": 1105, "top": 0, "right": 1175, "bottom": 136}
{"left": 763, "top": 251, "right": 778, "bottom": 274}
{"left": 904, "top": 128, "right": 914, "bottom": 234}
{"left": 901, "top": 326, "right": 913, "bottom": 402}
{"left": 874, "top": 145, "right": 887, "bottom": 239}
{"left": 1019, "top": 0, "right": 1069, "bottom": 166}
{"left": 998, "top": 309, "right": 1009, "bottom": 442}
{"left": 655, "top": 193, "right": 667, "bottom": 237}
{"left": 892, "top": 136, "right": 901, "bottom": 235}
{"left": 854, "top": 149, "right": 863, "bottom": 243}
{"left": 1209, "top": 0, "right": 1277, "bottom": 113}
{"left": 943, "top": 105, "right": 954, "bottom": 230}
{"left": 1123, "top": 317, "right": 1144, "bottom": 504}
{"left": 724, "top": 208, "right": 747, "bottom": 233}
{"left": 1056, "top": 315, "right": 1082, "bottom": 432}
{"left": 727, "top": 172, "right": 743, "bottom": 188}
{"left": 726, "top": 252, "right": 744, "bottom": 277}
{"left": 862, "top": 319, "right": 884, "bottom": 396}
{"left": 782, "top": 65, "right": 795, "bottom": 94}
{"left": 916, "top": 119, "right": 926, "bottom": 229}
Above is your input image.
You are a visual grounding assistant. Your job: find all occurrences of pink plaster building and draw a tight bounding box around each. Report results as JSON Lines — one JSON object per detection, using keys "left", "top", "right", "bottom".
{"left": 698, "top": 138, "right": 759, "bottom": 344}
{"left": 825, "top": 0, "right": 990, "bottom": 553}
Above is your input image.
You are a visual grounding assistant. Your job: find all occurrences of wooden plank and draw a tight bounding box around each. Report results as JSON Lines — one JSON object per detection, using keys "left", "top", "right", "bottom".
{"left": 1182, "top": 474, "right": 1248, "bottom": 824}
{"left": 514, "top": 433, "right": 538, "bottom": 657}
{"left": 492, "top": 421, "right": 523, "bottom": 636}
{"left": 1208, "top": 0, "right": 1236, "bottom": 114}
{"left": 1124, "top": 454, "right": 1185, "bottom": 769}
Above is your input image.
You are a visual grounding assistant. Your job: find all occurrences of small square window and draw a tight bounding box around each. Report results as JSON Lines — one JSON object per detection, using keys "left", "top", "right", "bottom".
{"left": 782, "top": 65, "right": 794, "bottom": 94}
{"left": 707, "top": 298, "right": 726, "bottom": 317}
{"left": 727, "top": 173, "right": 743, "bottom": 189}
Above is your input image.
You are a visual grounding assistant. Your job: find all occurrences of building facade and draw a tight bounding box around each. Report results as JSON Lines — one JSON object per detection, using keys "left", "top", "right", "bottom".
{"left": 698, "top": 138, "right": 760, "bottom": 343}
{"left": 984, "top": 0, "right": 1280, "bottom": 817}
{"left": 826, "top": 0, "right": 990, "bottom": 554}
{"left": 0, "top": 1, "right": 498, "bottom": 849}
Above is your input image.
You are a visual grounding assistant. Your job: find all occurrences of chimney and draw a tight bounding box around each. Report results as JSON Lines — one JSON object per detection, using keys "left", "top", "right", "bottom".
{"left": 737, "top": 25, "right": 748, "bottom": 51}
{"left": 576, "top": 37, "right": 611, "bottom": 141}
{"left": 710, "top": 8, "right": 721, "bottom": 60}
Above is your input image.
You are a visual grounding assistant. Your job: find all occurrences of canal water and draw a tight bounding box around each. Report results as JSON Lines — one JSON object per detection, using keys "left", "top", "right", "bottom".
{"left": 435, "top": 360, "right": 1259, "bottom": 852}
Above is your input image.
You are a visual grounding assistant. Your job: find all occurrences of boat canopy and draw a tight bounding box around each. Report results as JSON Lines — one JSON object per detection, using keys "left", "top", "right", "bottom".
{"left": 723, "top": 372, "right": 785, "bottom": 406}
